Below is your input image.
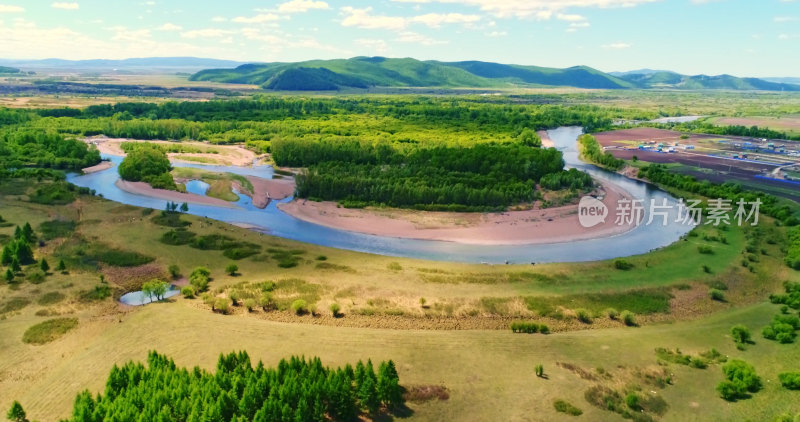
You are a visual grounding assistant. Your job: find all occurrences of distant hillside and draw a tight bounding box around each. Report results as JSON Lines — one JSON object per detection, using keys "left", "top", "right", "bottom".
{"left": 0, "top": 57, "right": 245, "bottom": 71}
{"left": 191, "top": 57, "right": 632, "bottom": 90}
{"left": 617, "top": 71, "right": 800, "bottom": 91}
{"left": 192, "top": 57, "right": 800, "bottom": 92}
{"left": 0, "top": 66, "right": 22, "bottom": 74}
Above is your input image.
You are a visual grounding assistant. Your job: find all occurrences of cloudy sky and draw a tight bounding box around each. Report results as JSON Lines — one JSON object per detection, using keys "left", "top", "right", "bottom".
{"left": 0, "top": 0, "right": 798, "bottom": 76}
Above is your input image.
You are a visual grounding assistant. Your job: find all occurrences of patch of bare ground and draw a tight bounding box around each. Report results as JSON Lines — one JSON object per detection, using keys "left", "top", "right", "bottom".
{"left": 102, "top": 263, "right": 169, "bottom": 293}
{"left": 404, "top": 385, "right": 450, "bottom": 403}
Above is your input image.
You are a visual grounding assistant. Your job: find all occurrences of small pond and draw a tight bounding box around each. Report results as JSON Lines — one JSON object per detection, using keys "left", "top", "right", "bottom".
{"left": 119, "top": 285, "right": 181, "bottom": 306}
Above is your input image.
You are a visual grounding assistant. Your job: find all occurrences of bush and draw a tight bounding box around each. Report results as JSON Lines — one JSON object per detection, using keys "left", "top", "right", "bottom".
{"left": 22, "top": 317, "right": 78, "bottom": 344}
{"left": 37, "top": 291, "right": 65, "bottom": 306}
{"left": 387, "top": 262, "right": 402, "bottom": 271}
{"left": 779, "top": 372, "right": 800, "bottom": 390}
{"left": 243, "top": 299, "right": 257, "bottom": 312}
{"left": 214, "top": 298, "right": 230, "bottom": 314}
{"left": 698, "top": 245, "right": 714, "bottom": 254}
{"left": 168, "top": 264, "right": 181, "bottom": 280}
{"left": 613, "top": 259, "right": 633, "bottom": 270}
{"left": 535, "top": 364, "right": 544, "bottom": 377}
{"left": 316, "top": 255, "right": 327, "bottom": 261}
{"left": 731, "top": 325, "right": 752, "bottom": 348}
{"left": 717, "top": 359, "right": 761, "bottom": 401}
{"left": 330, "top": 302, "right": 342, "bottom": 317}
{"left": 605, "top": 308, "right": 619, "bottom": 320}
{"left": 621, "top": 310, "right": 637, "bottom": 326}
{"left": 225, "top": 263, "right": 238, "bottom": 276}
{"left": 762, "top": 314, "right": 799, "bottom": 344}
{"left": 709, "top": 289, "right": 725, "bottom": 301}
{"left": 575, "top": 308, "right": 592, "bottom": 324}
{"left": 26, "top": 269, "right": 46, "bottom": 284}
{"left": 553, "top": 399, "right": 582, "bottom": 416}
{"left": 189, "top": 267, "right": 210, "bottom": 292}
{"left": 510, "top": 321, "right": 548, "bottom": 334}
{"left": 291, "top": 299, "right": 308, "bottom": 315}
{"left": 180, "top": 286, "right": 195, "bottom": 299}
{"left": 625, "top": 393, "right": 640, "bottom": 410}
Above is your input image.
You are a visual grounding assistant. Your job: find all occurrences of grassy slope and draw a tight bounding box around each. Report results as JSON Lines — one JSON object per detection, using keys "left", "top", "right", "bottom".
{"left": 0, "top": 183, "right": 798, "bottom": 420}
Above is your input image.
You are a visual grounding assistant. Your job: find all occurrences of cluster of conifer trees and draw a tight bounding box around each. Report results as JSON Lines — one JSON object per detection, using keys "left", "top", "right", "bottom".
{"left": 60, "top": 351, "right": 403, "bottom": 422}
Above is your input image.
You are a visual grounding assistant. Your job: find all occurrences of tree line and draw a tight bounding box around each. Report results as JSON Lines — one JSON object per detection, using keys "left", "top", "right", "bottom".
{"left": 277, "top": 139, "right": 580, "bottom": 211}
{"left": 46, "top": 350, "right": 405, "bottom": 422}
{"left": 0, "top": 129, "right": 100, "bottom": 171}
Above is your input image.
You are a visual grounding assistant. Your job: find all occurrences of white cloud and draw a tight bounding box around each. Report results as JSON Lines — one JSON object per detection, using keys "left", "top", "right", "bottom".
{"left": 778, "top": 33, "right": 799, "bottom": 40}
{"left": 340, "top": 7, "right": 407, "bottom": 30}
{"left": 180, "top": 28, "right": 231, "bottom": 39}
{"left": 51, "top": 2, "right": 79, "bottom": 10}
{"left": 211, "top": 16, "right": 227, "bottom": 22}
{"left": 485, "top": 30, "right": 507, "bottom": 37}
{"left": 157, "top": 22, "right": 182, "bottom": 31}
{"left": 232, "top": 13, "right": 281, "bottom": 24}
{"left": 774, "top": 16, "right": 797, "bottom": 22}
{"left": 396, "top": 31, "right": 447, "bottom": 45}
{"left": 410, "top": 12, "right": 481, "bottom": 27}
{"left": 277, "top": 0, "right": 329, "bottom": 13}
{"left": 556, "top": 13, "right": 586, "bottom": 22}
{"left": 0, "top": 4, "right": 24, "bottom": 12}
{"left": 355, "top": 38, "right": 389, "bottom": 53}
{"left": 602, "top": 42, "right": 631, "bottom": 49}
{"left": 392, "top": 0, "right": 657, "bottom": 18}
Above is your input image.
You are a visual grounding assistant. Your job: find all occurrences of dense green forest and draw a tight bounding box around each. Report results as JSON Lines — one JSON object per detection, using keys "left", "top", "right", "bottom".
{"left": 0, "top": 129, "right": 100, "bottom": 171}
{"left": 0, "top": 97, "right": 642, "bottom": 148}
{"left": 276, "top": 138, "right": 586, "bottom": 211}
{"left": 40, "top": 350, "right": 404, "bottom": 422}
{"left": 651, "top": 120, "right": 800, "bottom": 141}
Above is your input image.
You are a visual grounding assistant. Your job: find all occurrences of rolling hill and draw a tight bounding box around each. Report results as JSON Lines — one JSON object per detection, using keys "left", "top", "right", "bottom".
{"left": 190, "top": 57, "right": 800, "bottom": 91}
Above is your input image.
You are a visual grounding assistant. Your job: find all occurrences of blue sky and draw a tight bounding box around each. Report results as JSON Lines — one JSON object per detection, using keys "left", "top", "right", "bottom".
{"left": 0, "top": 0, "right": 798, "bottom": 76}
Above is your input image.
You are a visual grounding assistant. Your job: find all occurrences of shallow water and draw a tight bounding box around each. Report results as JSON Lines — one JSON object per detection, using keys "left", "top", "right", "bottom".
{"left": 68, "top": 127, "right": 694, "bottom": 263}
{"left": 119, "top": 286, "right": 180, "bottom": 306}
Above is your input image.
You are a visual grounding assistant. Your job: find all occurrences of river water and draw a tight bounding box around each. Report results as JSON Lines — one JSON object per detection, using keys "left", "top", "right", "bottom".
{"left": 67, "top": 127, "right": 694, "bottom": 263}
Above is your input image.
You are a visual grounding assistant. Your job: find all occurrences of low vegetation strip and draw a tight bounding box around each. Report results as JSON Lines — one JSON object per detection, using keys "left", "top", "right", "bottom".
{"left": 22, "top": 318, "right": 79, "bottom": 344}
{"left": 578, "top": 134, "right": 625, "bottom": 171}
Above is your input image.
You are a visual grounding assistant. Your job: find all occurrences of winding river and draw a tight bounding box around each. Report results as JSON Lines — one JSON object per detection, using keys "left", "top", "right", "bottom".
{"left": 67, "top": 127, "right": 694, "bottom": 263}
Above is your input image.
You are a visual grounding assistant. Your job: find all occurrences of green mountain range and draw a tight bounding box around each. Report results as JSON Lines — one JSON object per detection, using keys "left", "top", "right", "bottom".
{"left": 190, "top": 57, "right": 800, "bottom": 92}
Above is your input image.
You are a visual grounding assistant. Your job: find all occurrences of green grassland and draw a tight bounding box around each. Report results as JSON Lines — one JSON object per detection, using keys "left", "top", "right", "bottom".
{"left": 1, "top": 177, "right": 799, "bottom": 420}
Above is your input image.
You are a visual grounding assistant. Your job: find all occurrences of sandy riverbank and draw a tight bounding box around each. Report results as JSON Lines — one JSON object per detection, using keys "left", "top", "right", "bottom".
{"left": 278, "top": 182, "right": 634, "bottom": 246}
{"left": 85, "top": 136, "right": 260, "bottom": 166}
{"left": 115, "top": 180, "right": 237, "bottom": 208}
{"left": 538, "top": 130, "right": 556, "bottom": 148}
{"left": 81, "top": 161, "right": 114, "bottom": 174}
{"left": 233, "top": 175, "right": 295, "bottom": 208}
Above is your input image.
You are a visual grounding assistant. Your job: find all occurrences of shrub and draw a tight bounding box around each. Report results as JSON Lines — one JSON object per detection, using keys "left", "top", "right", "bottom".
{"left": 553, "top": 399, "right": 582, "bottom": 416}
{"left": 575, "top": 308, "right": 592, "bottom": 324}
{"left": 535, "top": 364, "right": 544, "bottom": 377}
{"left": 291, "top": 299, "right": 308, "bottom": 315}
{"left": 613, "top": 259, "right": 633, "bottom": 270}
{"left": 762, "top": 314, "right": 799, "bottom": 344}
{"left": 621, "top": 310, "right": 637, "bottom": 326}
{"left": 189, "top": 267, "right": 210, "bottom": 292}
{"left": 717, "top": 359, "right": 761, "bottom": 401}
{"left": 26, "top": 269, "right": 46, "bottom": 284}
{"left": 168, "top": 264, "right": 181, "bottom": 280}
{"left": 605, "top": 308, "right": 619, "bottom": 320}
{"left": 80, "top": 284, "right": 111, "bottom": 302}
{"left": 37, "top": 291, "right": 65, "bottom": 306}
{"left": 243, "top": 299, "right": 257, "bottom": 312}
{"left": 22, "top": 317, "right": 78, "bottom": 344}
{"left": 214, "top": 298, "right": 230, "bottom": 314}
{"left": 225, "top": 263, "right": 238, "bottom": 276}
{"left": 698, "top": 245, "right": 714, "bottom": 254}
{"left": 731, "top": 325, "right": 752, "bottom": 348}
{"left": 330, "top": 302, "right": 342, "bottom": 317}
{"left": 180, "top": 286, "right": 195, "bottom": 299}
{"left": 778, "top": 372, "right": 800, "bottom": 390}
{"left": 387, "top": 262, "right": 403, "bottom": 271}
{"left": 625, "top": 393, "right": 640, "bottom": 410}
{"left": 709, "top": 289, "right": 725, "bottom": 301}
{"left": 316, "top": 255, "right": 327, "bottom": 261}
